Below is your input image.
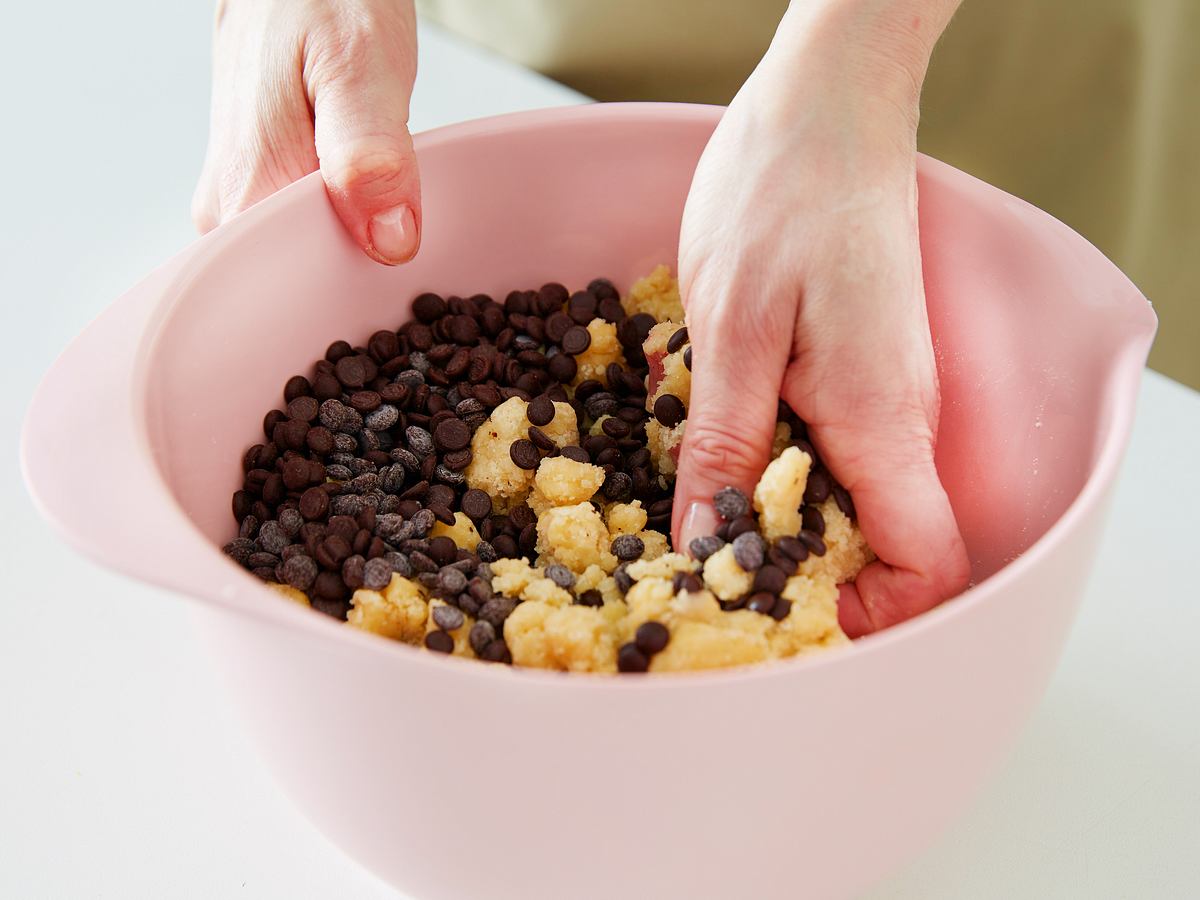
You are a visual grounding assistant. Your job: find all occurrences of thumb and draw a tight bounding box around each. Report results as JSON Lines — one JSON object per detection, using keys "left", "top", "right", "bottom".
{"left": 306, "top": 15, "right": 421, "bottom": 265}
{"left": 671, "top": 313, "right": 789, "bottom": 552}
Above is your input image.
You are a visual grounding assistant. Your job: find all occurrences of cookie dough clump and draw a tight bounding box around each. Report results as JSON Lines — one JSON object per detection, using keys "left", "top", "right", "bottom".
{"left": 465, "top": 397, "right": 578, "bottom": 512}
{"left": 624, "top": 264, "right": 685, "bottom": 322}
{"left": 229, "top": 266, "right": 874, "bottom": 674}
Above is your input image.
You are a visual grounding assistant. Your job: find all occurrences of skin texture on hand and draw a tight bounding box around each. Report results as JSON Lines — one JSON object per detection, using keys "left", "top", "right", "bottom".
{"left": 673, "top": 0, "right": 970, "bottom": 637}
{"left": 192, "top": 0, "right": 422, "bottom": 265}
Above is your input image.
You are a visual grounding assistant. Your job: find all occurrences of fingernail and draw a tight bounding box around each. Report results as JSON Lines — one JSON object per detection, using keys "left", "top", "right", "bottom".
{"left": 368, "top": 204, "right": 418, "bottom": 264}
{"left": 679, "top": 502, "right": 721, "bottom": 555}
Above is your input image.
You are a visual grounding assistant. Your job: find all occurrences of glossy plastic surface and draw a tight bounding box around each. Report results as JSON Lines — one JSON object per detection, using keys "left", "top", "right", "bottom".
{"left": 22, "top": 104, "right": 1156, "bottom": 900}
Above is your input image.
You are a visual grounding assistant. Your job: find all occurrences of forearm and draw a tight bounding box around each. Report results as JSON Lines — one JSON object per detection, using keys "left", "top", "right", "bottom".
{"left": 753, "top": 0, "right": 962, "bottom": 134}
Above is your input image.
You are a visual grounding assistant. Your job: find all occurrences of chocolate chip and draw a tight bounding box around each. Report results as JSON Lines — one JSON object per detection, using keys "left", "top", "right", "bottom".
{"left": 576, "top": 590, "right": 603, "bottom": 607}
{"left": 803, "top": 468, "right": 831, "bottom": 505}
{"left": 767, "top": 545, "right": 798, "bottom": 576}
{"left": 480, "top": 639, "right": 512, "bottom": 664}
{"left": 752, "top": 564, "right": 787, "bottom": 594}
{"left": 442, "top": 448, "right": 473, "bottom": 471}
{"left": 617, "top": 313, "right": 656, "bottom": 350}
{"left": 362, "top": 557, "right": 393, "bottom": 590}
{"left": 479, "top": 596, "right": 517, "bottom": 628}
{"left": 460, "top": 489, "right": 492, "bottom": 521}
{"left": 770, "top": 596, "right": 792, "bottom": 621}
{"left": 672, "top": 571, "right": 704, "bottom": 594}
{"left": 617, "top": 643, "right": 649, "bottom": 673}
{"left": 432, "top": 604, "right": 465, "bottom": 631}
{"left": 560, "top": 446, "right": 590, "bottom": 464}
{"left": 406, "top": 426, "right": 435, "bottom": 457}
{"left": 561, "top": 325, "right": 592, "bottom": 355}
{"left": 544, "top": 311, "right": 573, "bottom": 343}
{"left": 428, "top": 536, "right": 458, "bottom": 566}
{"left": 258, "top": 520, "right": 289, "bottom": 554}
{"left": 433, "top": 417, "right": 472, "bottom": 451}
{"left": 280, "top": 554, "right": 318, "bottom": 591}
{"left": 509, "top": 439, "right": 540, "bottom": 470}
{"left": 799, "top": 530, "right": 827, "bottom": 557}
{"left": 545, "top": 564, "right": 576, "bottom": 590}
{"left": 601, "top": 417, "right": 630, "bottom": 439}
{"left": 688, "top": 535, "right": 724, "bottom": 561}
{"left": 335, "top": 355, "right": 367, "bottom": 389}
{"left": 610, "top": 534, "right": 645, "bottom": 561}
{"left": 801, "top": 505, "right": 825, "bottom": 536}
{"left": 299, "top": 487, "right": 330, "bottom": 521}
{"left": 348, "top": 391, "right": 382, "bottom": 414}
{"left": 286, "top": 396, "right": 319, "bottom": 423}
{"left": 602, "top": 470, "right": 633, "bottom": 502}
{"left": 652, "top": 394, "right": 685, "bottom": 428}
{"left": 666, "top": 327, "right": 689, "bottom": 354}
{"left": 832, "top": 484, "right": 856, "bottom": 520}
{"left": 364, "top": 404, "right": 399, "bottom": 431}
{"left": 412, "top": 293, "right": 448, "bottom": 323}
{"left": 492, "top": 534, "right": 518, "bottom": 558}
{"left": 746, "top": 592, "right": 777, "bottom": 615}
{"left": 732, "top": 532, "right": 765, "bottom": 571}
{"left": 635, "top": 621, "right": 670, "bottom": 655}
{"left": 597, "top": 296, "right": 625, "bottom": 323}
{"left": 713, "top": 487, "right": 750, "bottom": 521}
{"left": 436, "top": 568, "right": 468, "bottom": 598}
{"left": 284, "top": 375, "right": 312, "bottom": 403}
{"left": 527, "top": 395, "right": 556, "bottom": 426}
{"left": 613, "top": 564, "right": 634, "bottom": 593}
{"left": 776, "top": 535, "right": 809, "bottom": 563}
{"left": 726, "top": 515, "right": 756, "bottom": 540}
{"left": 683, "top": 346, "right": 692, "bottom": 370}
{"left": 425, "top": 630, "right": 455, "bottom": 653}
{"left": 341, "top": 554, "right": 366, "bottom": 589}
{"left": 527, "top": 425, "right": 556, "bottom": 453}
{"left": 469, "top": 620, "right": 496, "bottom": 654}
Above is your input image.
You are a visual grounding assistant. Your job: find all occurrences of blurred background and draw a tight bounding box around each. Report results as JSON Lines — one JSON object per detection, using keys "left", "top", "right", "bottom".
{"left": 420, "top": 0, "right": 1198, "bottom": 388}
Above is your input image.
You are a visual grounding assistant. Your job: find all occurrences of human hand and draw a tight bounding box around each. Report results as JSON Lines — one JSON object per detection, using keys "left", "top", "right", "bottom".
{"left": 672, "top": 1, "right": 970, "bottom": 636}
{"left": 192, "top": 0, "right": 421, "bottom": 264}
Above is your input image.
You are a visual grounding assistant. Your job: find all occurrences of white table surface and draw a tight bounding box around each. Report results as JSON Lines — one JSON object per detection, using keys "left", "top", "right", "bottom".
{"left": 2, "top": 5, "right": 1197, "bottom": 898}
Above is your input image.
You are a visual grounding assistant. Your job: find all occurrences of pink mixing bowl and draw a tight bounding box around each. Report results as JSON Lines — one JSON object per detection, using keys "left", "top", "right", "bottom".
{"left": 22, "top": 104, "right": 1155, "bottom": 899}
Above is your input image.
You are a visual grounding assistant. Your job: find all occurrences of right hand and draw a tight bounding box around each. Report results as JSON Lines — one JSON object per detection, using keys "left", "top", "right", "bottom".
{"left": 193, "top": 0, "right": 422, "bottom": 265}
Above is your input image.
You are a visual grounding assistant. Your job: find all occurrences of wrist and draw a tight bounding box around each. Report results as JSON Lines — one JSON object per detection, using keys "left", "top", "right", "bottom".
{"left": 752, "top": 0, "right": 959, "bottom": 135}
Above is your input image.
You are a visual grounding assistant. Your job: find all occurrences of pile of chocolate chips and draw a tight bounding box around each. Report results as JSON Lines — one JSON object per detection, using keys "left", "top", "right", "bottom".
{"left": 224, "top": 278, "right": 677, "bottom": 656}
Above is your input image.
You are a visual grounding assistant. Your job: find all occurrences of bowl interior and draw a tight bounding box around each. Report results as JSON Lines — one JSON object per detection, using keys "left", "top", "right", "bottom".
{"left": 141, "top": 105, "right": 1150, "bottom": 591}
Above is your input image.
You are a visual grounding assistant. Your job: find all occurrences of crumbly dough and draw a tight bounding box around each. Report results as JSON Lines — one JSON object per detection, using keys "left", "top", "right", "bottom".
{"left": 624, "top": 264, "right": 685, "bottom": 322}
{"left": 797, "top": 500, "right": 874, "bottom": 584}
{"left": 505, "top": 602, "right": 619, "bottom": 672}
{"left": 430, "top": 512, "right": 481, "bottom": 550}
{"left": 536, "top": 501, "right": 618, "bottom": 573}
{"left": 605, "top": 501, "right": 647, "bottom": 535}
{"left": 643, "top": 320, "right": 691, "bottom": 409}
{"left": 270, "top": 582, "right": 311, "bottom": 606}
{"left": 571, "top": 319, "right": 625, "bottom": 387}
{"left": 347, "top": 575, "right": 428, "bottom": 642}
{"left": 287, "top": 266, "right": 874, "bottom": 675}
{"left": 465, "top": 397, "right": 579, "bottom": 511}
{"left": 528, "top": 457, "right": 606, "bottom": 516}
{"left": 702, "top": 544, "right": 754, "bottom": 601}
{"left": 645, "top": 418, "right": 684, "bottom": 476}
{"left": 753, "top": 446, "right": 812, "bottom": 541}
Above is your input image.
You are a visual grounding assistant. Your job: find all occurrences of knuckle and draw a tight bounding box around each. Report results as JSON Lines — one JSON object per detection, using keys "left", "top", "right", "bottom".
{"left": 682, "top": 420, "right": 767, "bottom": 485}
{"left": 325, "top": 142, "right": 414, "bottom": 195}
